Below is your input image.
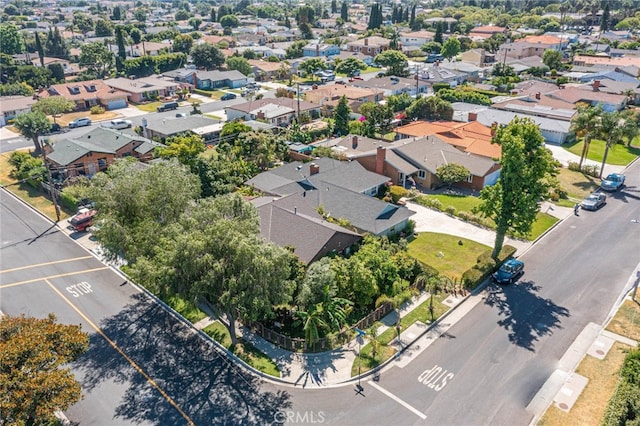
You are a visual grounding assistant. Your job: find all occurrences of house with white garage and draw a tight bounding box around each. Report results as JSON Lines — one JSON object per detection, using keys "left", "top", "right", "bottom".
{"left": 40, "top": 80, "right": 129, "bottom": 111}
{"left": 104, "top": 75, "right": 181, "bottom": 103}
{"left": 225, "top": 98, "right": 321, "bottom": 127}
{"left": 0, "top": 95, "right": 37, "bottom": 127}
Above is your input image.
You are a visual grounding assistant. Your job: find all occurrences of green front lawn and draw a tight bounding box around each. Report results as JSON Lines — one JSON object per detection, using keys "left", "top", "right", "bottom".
{"left": 529, "top": 212, "right": 559, "bottom": 240}
{"left": 423, "top": 193, "right": 483, "bottom": 212}
{"left": 564, "top": 139, "right": 640, "bottom": 166}
{"left": 134, "top": 102, "right": 164, "bottom": 112}
{"left": 203, "top": 322, "right": 280, "bottom": 377}
{"left": 407, "top": 233, "right": 489, "bottom": 279}
{"left": 163, "top": 295, "right": 207, "bottom": 323}
{"left": 556, "top": 167, "right": 601, "bottom": 202}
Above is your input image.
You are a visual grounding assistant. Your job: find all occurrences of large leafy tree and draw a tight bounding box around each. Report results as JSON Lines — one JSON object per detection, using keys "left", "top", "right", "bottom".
{"left": 358, "top": 102, "right": 394, "bottom": 136}
{"left": 0, "top": 314, "right": 89, "bottom": 425}
{"left": 406, "top": 96, "right": 453, "bottom": 121}
{"left": 473, "top": 118, "right": 556, "bottom": 258}
{"left": 13, "top": 111, "right": 51, "bottom": 154}
{"left": 334, "top": 95, "right": 351, "bottom": 137}
{"left": 32, "top": 96, "right": 75, "bottom": 124}
{"left": 190, "top": 43, "right": 225, "bottom": 69}
{"left": 334, "top": 57, "right": 366, "bottom": 77}
{"left": 156, "top": 133, "right": 206, "bottom": 167}
{"left": 542, "top": 49, "right": 563, "bottom": 71}
{"left": 94, "top": 18, "right": 113, "bottom": 37}
{"left": 134, "top": 194, "right": 295, "bottom": 344}
{"left": 299, "top": 57, "right": 326, "bottom": 80}
{"left": 88, "top": 159, "right": 200, "bottom": 262}
{"left": 79, "top": 42, "right": 114, "bottom": 78}
{"left": 570, "top": 104, "right": 602, "bottom": 168}
{"left": 374, "top": 50, "right": 408, "bottom": 77}
{"left": 226, "top": 56, "right": 252, "bottom": 76}
{"left": 442, "top": 36, "right": 461, "bottom": 62}
{"left": 0, "top": 24, "right": 23, "bottom": 55}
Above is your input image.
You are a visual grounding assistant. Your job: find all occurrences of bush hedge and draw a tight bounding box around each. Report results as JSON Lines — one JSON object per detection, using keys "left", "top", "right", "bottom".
{"left": 603, "top": 347, "right": 640, "bottom": 424}
{"left": 461, "top": 245, "right": 517, "bottom": 290}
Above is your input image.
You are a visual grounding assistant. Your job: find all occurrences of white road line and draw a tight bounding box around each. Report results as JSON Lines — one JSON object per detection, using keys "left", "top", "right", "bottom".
{"left": 368, "top": 381, "right": 427, "bottom": 420}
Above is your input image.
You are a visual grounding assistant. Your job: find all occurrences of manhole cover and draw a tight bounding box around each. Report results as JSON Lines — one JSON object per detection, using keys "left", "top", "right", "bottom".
{"left": 558, "top": 403, "right": 569, "bottom": 410}
{"left": 596, "top": 349, "right": 605, "bottom": 355}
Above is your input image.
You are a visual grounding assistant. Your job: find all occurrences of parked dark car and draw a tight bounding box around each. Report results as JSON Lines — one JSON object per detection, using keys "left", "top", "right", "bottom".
{"left": 600, "top": 173, "right": 625, "bottom": 191}
{"left": 157, "top": 101, "right": 179, "bottom": 112}
{"left": 221, "top": 93, "right": 237, "bottom": 100}
{"left": 492, "top": 258, "right": 524, "bottom": 285}
{"left": 45, "top": 123, "right": 62, "bottom": 134}
{"left": 581, "top": 192, "right": 606, "bottom": 210}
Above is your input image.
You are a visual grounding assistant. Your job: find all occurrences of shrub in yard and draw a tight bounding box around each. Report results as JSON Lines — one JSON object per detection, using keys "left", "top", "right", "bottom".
{"left": 415, "top": 196, "right": 443, "bottom": 211}
{"left": 389, "top": 185, "right": 409, "bottom": 203}
{"left": 90, "top": 105, "right": 105, "bottom": 114}
{"left": 602, "top": 347, "right": 640, "bottom": 424}
{"left": 445, "top": 206, "right": 456, "bottom": 216}
{"left": 462, "top": 268, "right": 485, "bottom": 289}
{"left": 567, "top": 161, "right": 599, "bottom": 177}
{"left": 59, "top": 190, "right": 79, "bottom": 210}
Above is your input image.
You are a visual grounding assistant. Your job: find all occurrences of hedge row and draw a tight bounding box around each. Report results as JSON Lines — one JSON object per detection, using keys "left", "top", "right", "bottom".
{"left": 602, "top": 347, "right": 640, "bottom": 424}
{"left": 461, "top": 245, "right": 517, "bottom": 290}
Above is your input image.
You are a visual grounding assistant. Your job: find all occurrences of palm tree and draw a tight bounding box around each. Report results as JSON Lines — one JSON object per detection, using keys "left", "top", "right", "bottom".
{"left": 389, "top": 28, "right": 400, "bottom": 51}
{"left": 596, "top": 111, "right": 626, "bottom": 178}
{"left": 570, "top": 104, "right": 602, "bottom": 168}
{"left": 297, "top": 304, "right": 327, "bottom": 346}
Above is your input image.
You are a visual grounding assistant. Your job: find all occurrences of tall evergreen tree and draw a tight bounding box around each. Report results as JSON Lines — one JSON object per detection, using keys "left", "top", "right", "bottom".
{"left": 340, "top": 1, "right": 348, "bottom": 21}
{"left": 331, "top": 0, "right": 338, "bottom": 14}
{"left": 403, "top": 7, "right": 409, "bottom": 22}
{"left": 115, "top": 26, "right": 126, "bottom": 61}
{"left": 210, "top": 7, "right": 216, "bottom": 22}
{"left": 409, "top": 4, "right": 416, "bottom": 29}
{"left": 334, "top": 95, "right": 351, "bottom": 137}
{"left": 434, "top": 21, "right": 444, "bottom": 44}
{"left": 600, "top": 3, "right": 610, "bottom": 32}
{"left": 34, "top": 31, "right": 44, "bottom": 67}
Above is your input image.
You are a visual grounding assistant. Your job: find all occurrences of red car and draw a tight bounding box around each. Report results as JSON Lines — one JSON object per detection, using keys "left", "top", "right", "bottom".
{"left": 69, "top": 209, "right": 97, "bottom": 232}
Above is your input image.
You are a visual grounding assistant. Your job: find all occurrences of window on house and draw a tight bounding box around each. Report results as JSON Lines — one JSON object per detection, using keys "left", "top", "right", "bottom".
{"left": 466, "top": 174, "right": 473, "bottom": 183}
{"left": 86, "top": 85, "right": 97, "bottom": 92}
{"left": 418, "top": 170, "right": 426, "bottom": 179}
{"left": 68, "top": 86, "right": 81, "bottom": 95}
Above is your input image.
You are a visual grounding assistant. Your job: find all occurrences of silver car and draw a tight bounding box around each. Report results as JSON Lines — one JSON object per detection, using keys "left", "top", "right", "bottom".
{"left": 581, "top": 192, "right": 606, "bottom": 210}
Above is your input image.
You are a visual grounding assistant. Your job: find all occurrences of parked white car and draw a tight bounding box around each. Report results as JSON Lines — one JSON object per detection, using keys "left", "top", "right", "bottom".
{"left": 101, "top": 119, "right": 132, "bottom": 130}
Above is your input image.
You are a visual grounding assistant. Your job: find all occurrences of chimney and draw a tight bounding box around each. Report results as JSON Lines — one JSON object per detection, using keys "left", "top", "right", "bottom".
{"left": 376, "top": 146, "right": 386, "bottom": 175}
{"left": 535, "top": 92, "right": 540, "bottom": 100}
{"left": 316, "top": 44, "right": 320, "bottom": 55}
{"left": 364, "top": 38, "right": 369, "bottom": 46}
{"left": 468, "top": 112, "right": 477, "bottom": 121}
{"left": 593, "top": 80, "right": 600, "bottom": 91}
{"left": 310, "top": 163, "right": 320, "bottom": 175}
{"left": 491, "top": 122, "right": 497, "bottom": 136}
{"left": 352, "top": 135, "right": 358, "bottom": 149}
{"left": 257, "top": 110, "right": 265, "bottom": 120}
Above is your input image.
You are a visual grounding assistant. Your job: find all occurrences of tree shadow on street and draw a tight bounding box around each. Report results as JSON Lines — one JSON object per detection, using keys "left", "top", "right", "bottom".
{"left": 72, "top": 292, "right": 291, "bottom": 425}
{"left": 484, "top": 280, "right": 570, "bottom": 352}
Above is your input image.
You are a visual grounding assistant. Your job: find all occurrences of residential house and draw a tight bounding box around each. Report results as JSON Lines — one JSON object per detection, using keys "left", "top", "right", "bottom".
{"left": 246, "top": 157, "right": 413, "bottom": 237}
{"left": 200, "top": 35, "right": 236, "bottom": 48}
{"left": 499, "top": 34, "right": 566, "bottom": 60}
{"left": 395, "top": 120, "right": 501, "bottom": 159}
{"left": 40, "top": 80, "right": 129, "bottom": 110}
{"left": 468, "top": 25, "right": 507, "bottom": 41}
{"left": 346, "top": 36, "right": 390, "bottom": 56}
{"left": 104, "top": 76, "right": 181, "bottom": 103}
{"left": 576, "top": 79, "right": 640, "bottom": 103}
{"left": 472, "top": 107, "right": 572, "bottom": 145}
{"left": 351, "top": 136, "right": 500, "bottom": 191}
{"left": 418, "top": 64, "right": 468, "bottom": 86}
{"left": 45, "top": 127, "right": 162, "bottom": 178}
{"left": 193, "top": 70, "right": 247, "bottom": 89}
{"left": 350, "top": 76, "right": 430, "bottom": 97}
{"left": 144, "top": 115, "right": 223, "bottom": 143}
{"left": 225, "top": 98, "right": 321, "bottom": 126}
{"left": 330, "top": 51, "right": 375, "bottom": 66}
{"left": 459, "top": 49, "right": 496, "bottom": 68}
{"left": 0, "top": 95, "right": 38, "bottom": 127}
{"left": 304, "top": 85, "right": 384, "bottom": 115}
{"left": 546, "top": 85, "right": 627, "bottom": 112}
{"left": 303, "top": 43, "right": 341, "bottom": 57}
{"left": 247, "top": 59, "right": 289, "bottom": 81}
{"left": 252, "top": 196, "right": 362, "bottom": 264}
{"left": 127, "top": 41, "right": 171, "bottom": 57}
{"left": 399, "top": 30, "right": 435, "bottom": 49}
{"left": 491, "top": 93, "right": 577, "bottom": 122}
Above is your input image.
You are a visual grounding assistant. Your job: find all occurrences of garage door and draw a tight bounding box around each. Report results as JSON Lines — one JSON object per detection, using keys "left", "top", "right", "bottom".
{"left": 107, "top": 99, "right": 127, "bottom": 110}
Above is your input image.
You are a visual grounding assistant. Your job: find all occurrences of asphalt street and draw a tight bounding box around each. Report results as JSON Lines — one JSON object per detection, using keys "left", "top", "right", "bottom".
{"left": 0, "top": 191, "right": 291, "bottom": 425}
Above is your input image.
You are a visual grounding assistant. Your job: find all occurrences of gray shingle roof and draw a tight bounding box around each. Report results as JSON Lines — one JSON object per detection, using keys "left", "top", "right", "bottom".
{"left": 256, "top": 201, "right": 361, "bottom": 264}
{"left": 145, "top": 115, "right": 220, "bottom": 135}
{"left": 48, "top": 127, "right": 160, "bottom": 165}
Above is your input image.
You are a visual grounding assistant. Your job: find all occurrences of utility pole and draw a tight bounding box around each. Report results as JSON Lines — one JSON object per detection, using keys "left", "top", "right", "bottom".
{"left": 40, "top": 139, "right": 61, "bottom": 223}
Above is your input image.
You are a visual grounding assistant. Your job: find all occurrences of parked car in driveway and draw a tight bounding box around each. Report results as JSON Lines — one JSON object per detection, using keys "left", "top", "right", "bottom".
{"left": 581, "top": 192, "right": 606, "bottom": 210}
{"left": 68, "top": 117, "right": 92, "bottom": 128}
{"left": 492, "top": 258, "right": 524, "bottom": 284}
{"left": 101, "top": 119, "right": 132, "bottom": 130}
{"left": 600, "top": 173, "right": 625, "bottom": 191}
{"left": 221, "top": 93, "right": 237, "bottom": 100}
